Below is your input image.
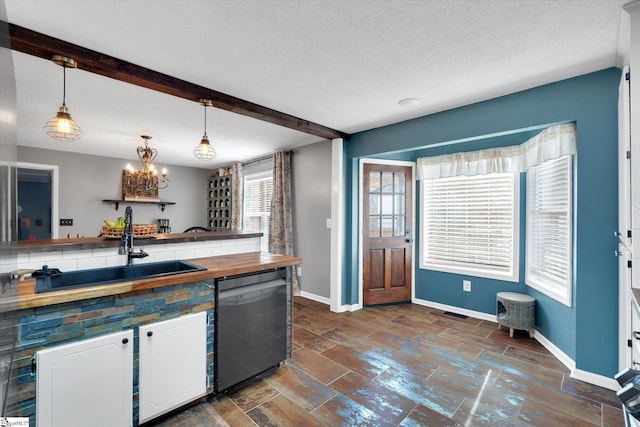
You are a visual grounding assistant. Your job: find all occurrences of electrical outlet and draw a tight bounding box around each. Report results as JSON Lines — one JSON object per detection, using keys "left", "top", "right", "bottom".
{"left": 296, "top": 266, "right": 302, "bottom": 277}
{"left": 463, "top": 280, "right": 471, "bottom": 292}
{"left": 60, "top": 218, "right": 73, "bottom": 226}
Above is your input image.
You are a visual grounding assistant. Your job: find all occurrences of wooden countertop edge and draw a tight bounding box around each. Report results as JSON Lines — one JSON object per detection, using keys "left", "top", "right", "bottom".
{"left": 5, "top": 252, "right": 302, "bottom": 310}
{"left": 0, "top": 231, "right": 263, "bottom": 255}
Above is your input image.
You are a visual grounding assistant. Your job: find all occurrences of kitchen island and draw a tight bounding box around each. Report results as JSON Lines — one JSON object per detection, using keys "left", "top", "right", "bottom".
{"left": 3, "top": 250, "right": 301, "bottom": 426}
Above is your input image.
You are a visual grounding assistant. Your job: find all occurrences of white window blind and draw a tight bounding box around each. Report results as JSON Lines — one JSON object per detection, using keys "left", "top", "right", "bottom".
{"left": 243, "top": 171, "right": 273, "bottom": 252}
{"left": 421, "top": 172, "right": 519, "bottom": 281}
{"left": 526, "top": 155, "right": 572, "bottom": 306}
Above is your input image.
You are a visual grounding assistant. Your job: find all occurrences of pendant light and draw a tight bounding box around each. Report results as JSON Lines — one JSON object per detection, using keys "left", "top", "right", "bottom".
{"left": 193, "top": 98, "right": 216, "bottom": 160}
{"left": 43, "top": 55, "right": 83, "bottom": 142}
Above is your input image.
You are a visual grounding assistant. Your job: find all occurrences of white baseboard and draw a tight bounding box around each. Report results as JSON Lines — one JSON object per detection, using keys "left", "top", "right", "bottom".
{"left": 533, "top": 328, "right": 619, "bottom": 391}
{"left": 532, "top": 329, "right": 576, "bottom": 372}
{"left": 298, "top": 291, "right": 330, "bottom": 305}
{"left": 412, "top": 297, "right": 496, "bottom": 322}
{"left": 298, "top": 291, "right": 361, "bottom": 312}
{"left": 571, "top": 368, "right": 619, "bottom": 391}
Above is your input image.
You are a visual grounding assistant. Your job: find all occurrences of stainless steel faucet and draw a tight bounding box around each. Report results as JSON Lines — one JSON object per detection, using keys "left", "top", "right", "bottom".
{"left": 118, "top": 206, "right": 148, "bottom": 265}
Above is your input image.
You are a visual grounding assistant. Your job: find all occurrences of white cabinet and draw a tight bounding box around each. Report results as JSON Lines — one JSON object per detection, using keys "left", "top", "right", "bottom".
{"left": 138, "top": 311, "right": 207, "bottom": 424}
{"left": 36, "top": 330, "right": 133, "bottom": 427}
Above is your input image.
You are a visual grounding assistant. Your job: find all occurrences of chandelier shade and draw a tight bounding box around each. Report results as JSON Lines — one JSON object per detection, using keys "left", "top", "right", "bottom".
{"left": 194, "top": 135, "right": 216, "bottom": 160}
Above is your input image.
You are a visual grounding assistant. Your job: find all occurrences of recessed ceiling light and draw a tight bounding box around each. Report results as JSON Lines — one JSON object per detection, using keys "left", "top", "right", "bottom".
{"left": 398, "top": 98, "right": 421, "bottom": 108}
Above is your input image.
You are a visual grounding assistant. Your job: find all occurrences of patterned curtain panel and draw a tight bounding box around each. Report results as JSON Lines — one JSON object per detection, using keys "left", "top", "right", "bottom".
{"left": 268, "top": 151, "right": 298, "bottom": 293}
{"left": 230, "top": 162, "right": 244, "bottom": 230}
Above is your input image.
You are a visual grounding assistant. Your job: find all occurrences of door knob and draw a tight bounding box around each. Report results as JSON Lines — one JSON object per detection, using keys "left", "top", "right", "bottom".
{"left": 122, "top": 338, "right": 129, "bottom": 344}
{"left": 147, "top": 331, "right": 153, "bottom": 337}
{"left": 405, "top": 238, "right": 413, "bottom": 243}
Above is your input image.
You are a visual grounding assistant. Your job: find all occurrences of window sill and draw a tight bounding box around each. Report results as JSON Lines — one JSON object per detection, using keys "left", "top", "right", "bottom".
{"left": 420, "top": 262, "right": 519, "bottom": 283}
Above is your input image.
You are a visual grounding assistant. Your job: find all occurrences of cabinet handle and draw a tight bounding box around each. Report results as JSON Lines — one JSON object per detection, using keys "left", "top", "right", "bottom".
{"left": 634, "top": 331, "right": 640, "bottom": 340}
{"left": 147, "top": 331, "right": 153, "bottom": 337}
{"left": 122, "top": 338, "right": 129, "bottom": 344}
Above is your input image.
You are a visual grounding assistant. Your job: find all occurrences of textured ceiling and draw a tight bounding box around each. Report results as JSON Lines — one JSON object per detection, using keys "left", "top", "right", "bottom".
{"left": 4, "top": 0, "right": 630, "bottom": 169}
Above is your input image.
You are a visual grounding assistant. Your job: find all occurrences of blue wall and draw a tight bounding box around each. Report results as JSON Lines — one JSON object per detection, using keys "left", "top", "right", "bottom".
{"left": 343, "top": 68, "right": 620, "bottom": 377}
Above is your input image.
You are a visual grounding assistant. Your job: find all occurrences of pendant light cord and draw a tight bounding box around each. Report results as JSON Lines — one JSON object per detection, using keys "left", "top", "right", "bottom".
{"left": 203, "top": 103, "right": 207, "bottom": 137}
{"left": 62, "top": 63, "right": 67, "bottom": 107}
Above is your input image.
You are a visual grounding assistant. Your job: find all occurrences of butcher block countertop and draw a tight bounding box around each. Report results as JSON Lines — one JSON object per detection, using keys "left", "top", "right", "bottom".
{"left": 9, "top": 252, "right": 302, "bottom": 310}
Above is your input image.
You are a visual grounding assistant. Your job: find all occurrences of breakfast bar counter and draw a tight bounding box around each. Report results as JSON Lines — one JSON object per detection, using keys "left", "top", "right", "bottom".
{"left": 1, "top": 230, "right": 262, "bottom": 255}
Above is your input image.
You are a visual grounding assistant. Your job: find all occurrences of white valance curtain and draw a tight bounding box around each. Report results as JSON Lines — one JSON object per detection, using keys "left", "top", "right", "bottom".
{"left": 417, "top": 122, "right": 576, "bottom": 179}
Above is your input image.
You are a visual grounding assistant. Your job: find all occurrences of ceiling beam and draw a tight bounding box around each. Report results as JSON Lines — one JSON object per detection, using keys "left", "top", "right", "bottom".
{"left": 1, "top": 21, "right": 349, "bottom": 141}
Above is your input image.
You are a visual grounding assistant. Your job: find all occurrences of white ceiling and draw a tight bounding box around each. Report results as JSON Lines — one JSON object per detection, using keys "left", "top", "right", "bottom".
{"left": 4, "top": 0, "right": 630, "bottom": 169}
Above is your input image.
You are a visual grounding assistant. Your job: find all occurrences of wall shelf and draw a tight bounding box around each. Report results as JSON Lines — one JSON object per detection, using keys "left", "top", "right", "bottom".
{"left": 102, "top": 199, "right": 176, "bottom": 212}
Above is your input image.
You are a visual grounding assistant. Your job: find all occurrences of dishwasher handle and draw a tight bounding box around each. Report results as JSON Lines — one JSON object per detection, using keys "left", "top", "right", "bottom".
{"left": 217, "top": 268, "right": 286, "bottom": 292}
{"left": 218, "top": 278, "right": 285, "bottom": 299}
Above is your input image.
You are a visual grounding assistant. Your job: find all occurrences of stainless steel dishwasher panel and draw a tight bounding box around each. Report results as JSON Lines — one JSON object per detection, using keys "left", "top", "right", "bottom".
{"left": 215, "top": 268, "right": 287, "bottom": 393}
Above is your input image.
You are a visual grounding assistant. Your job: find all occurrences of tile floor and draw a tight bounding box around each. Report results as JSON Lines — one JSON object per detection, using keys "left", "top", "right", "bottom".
{"left": 152, "top": 296, "right": 623, "bottom": 426}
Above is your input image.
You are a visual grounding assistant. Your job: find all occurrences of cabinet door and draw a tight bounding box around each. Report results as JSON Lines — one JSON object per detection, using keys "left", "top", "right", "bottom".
{"left": 138, "top": 311, "right": 207, "bottom": 424}
{"left": 36, "top": 330, "right": 133, "bottom": 427}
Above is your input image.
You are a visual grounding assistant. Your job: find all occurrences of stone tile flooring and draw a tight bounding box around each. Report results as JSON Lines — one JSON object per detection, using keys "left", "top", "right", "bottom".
{"left": 152, "top": 296, "right": 623, "bottom": 426}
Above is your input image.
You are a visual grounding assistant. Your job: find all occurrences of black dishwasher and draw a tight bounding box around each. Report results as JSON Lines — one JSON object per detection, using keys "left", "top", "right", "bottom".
{"left": 215, "top": 268, "right": 287, "bottom": 393}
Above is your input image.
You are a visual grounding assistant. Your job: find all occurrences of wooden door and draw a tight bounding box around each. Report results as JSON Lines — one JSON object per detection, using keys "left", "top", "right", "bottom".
{"left": 363, "top": 163, "right": 413, "bottom": 305}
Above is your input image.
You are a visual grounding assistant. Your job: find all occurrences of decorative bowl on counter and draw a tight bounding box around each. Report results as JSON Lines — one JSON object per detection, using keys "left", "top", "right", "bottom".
{"left": 101, "top": 224, "right": 158, "bottom": 239}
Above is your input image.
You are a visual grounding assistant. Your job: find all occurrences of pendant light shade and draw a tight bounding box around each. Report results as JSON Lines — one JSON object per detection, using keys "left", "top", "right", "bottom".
{"left": 194, "top": 99, "right": 216, "bottom": 160}
{"left": 44, "top": 55, "right": 83, "bottom": 142}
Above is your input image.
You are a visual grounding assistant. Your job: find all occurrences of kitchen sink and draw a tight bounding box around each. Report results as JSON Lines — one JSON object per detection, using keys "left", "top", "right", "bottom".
{"left": 33, "top": 260, "right": 206, "bottom": 293}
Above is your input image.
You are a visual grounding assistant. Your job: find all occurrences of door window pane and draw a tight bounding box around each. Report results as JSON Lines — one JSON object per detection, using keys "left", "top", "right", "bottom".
{"left": 394, "top": 195, "right": 405, "bottom": 214}
{"left": 369, "top": 217, "right": 381, "bottom": 237}
{"left": 369, "top": 194, "right": 380, "bottom": 215}
{"left": 394, "top": 173, "right": 405, "bottom": 193}
{"left": 381, "top": 195, "right": 393, "bottom": 215}
{"left": 394, "top": 216, "right": 405, "bottom": 236}
{"left": 381, "top": 172, "right": 394, "bottom": 193}
{"left": 369, "top": 172, "right": 380, "bottom": 192}
{"left": 381, "top": 217, "right": 393, "bottom": 237}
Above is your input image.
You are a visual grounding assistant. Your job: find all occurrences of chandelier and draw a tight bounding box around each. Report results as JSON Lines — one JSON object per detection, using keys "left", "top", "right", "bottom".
{"left": 122, "top": 135, "right": 168, "bottom": 201}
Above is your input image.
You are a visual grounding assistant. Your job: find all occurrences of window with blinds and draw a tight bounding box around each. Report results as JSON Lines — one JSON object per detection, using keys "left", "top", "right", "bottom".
{"left": 243, "top": 171, "right": 273, "bottom": 252}
{"left": 526, "top": 155, "right": 572, "bottom": 306}
{"left": 420, "top": 172, "right": 519, "bottom": 281}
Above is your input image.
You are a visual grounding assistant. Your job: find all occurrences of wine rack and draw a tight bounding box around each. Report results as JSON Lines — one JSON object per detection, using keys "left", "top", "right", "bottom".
{"left": 207, "top": 174, "right": 232, "bottom": 231}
